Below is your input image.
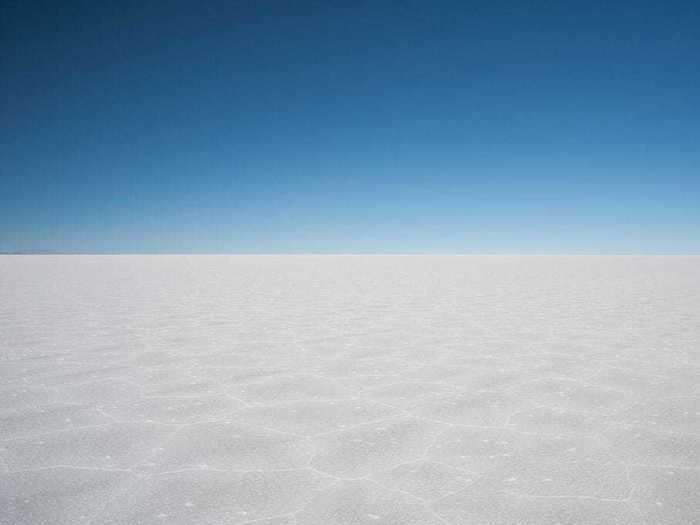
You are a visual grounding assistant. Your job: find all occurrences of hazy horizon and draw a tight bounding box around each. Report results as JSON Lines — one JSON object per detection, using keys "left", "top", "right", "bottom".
{"left": 4, "top": 252, "right": 700, "bottom": 256}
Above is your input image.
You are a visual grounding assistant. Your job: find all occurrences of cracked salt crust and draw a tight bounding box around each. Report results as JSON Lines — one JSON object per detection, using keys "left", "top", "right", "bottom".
{"left": 0, "top": 255, "right": 698, "bottom": 524}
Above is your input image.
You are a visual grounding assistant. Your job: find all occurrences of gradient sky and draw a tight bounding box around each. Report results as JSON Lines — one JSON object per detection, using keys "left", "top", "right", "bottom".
{"left": 2, "top": 1, "right": 699, "bottom": 253}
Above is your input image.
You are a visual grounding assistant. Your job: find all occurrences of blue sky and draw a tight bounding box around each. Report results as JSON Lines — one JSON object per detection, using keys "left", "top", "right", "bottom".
{"left": 2, "top": 1, "right": 699, "bottom": 253}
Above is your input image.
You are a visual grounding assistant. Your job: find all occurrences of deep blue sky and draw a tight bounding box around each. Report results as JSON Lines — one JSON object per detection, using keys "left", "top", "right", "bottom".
{"left": 2, "top": 1, "right": 699, "bottom": 253}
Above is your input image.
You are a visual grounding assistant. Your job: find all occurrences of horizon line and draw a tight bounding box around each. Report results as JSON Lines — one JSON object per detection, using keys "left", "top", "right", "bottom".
{"left": 2, "top": 252, "right": 699, "bottom": 257}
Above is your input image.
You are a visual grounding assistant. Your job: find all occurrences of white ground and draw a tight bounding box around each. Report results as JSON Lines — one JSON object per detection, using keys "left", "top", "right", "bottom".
{"left": 0, "top": 255, "right": 698, "bottom": 525}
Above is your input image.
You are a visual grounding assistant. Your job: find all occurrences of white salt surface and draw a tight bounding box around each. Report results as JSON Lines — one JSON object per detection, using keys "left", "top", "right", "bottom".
{"left": 1, "top": 255, "right": 698, "bottom": 524}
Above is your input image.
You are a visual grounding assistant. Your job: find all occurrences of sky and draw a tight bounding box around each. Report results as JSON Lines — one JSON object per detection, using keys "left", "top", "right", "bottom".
{"left": 2, "top": 0, "right": 699, "bottom": 254}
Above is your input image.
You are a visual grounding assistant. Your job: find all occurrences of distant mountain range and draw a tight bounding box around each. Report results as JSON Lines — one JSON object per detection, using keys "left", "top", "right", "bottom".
{"left": 0, "top": 249, "right": 62, "bottom": 255}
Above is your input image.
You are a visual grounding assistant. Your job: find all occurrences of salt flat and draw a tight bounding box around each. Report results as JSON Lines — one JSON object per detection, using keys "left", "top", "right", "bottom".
{"left": 1, "top": 255, "right": 698, "bottom": 524}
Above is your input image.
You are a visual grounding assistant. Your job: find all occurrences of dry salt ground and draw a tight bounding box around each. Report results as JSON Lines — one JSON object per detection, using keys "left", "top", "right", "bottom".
{"left": 1, "top": 255, "right": 698, "bottom": 525}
